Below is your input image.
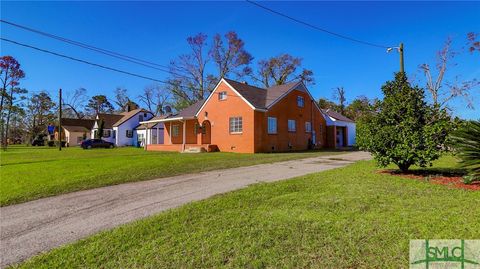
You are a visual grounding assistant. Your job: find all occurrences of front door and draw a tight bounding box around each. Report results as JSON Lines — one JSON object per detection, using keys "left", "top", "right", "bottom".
{"left": 336, "top": 128, "right": 344, "bottom": 147}
{"left": 201, "top": 120, "right": 211, "bottom": 144}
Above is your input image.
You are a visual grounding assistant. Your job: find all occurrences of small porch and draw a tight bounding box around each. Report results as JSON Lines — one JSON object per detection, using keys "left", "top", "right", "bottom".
{"left": 139, "top": 116, "right": 213, "bottom": 152}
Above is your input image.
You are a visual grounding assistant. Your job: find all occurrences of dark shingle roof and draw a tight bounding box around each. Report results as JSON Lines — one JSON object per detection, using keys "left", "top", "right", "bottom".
{"left": 265, "top": 81, "right": 300, "bottom": 107}
{"left": 223, "top": 79, "right": 267, "bottom": 109}
{"left": 96, "top": 113, "right": 124, "bottom": 129}
{"left": 60, "top": 118, "right": 95, "bottom": 130}
{"left": 322, "top": 109, "right": 355, "bottom": 123}
{"left": 177, "top": 99, "right": 206, "bottom": 118}
{"left": 113, "top": 109, "right": 151, "bottom": 127}
{"left": 169, "top": 79, "right": 305, "bottom": 118}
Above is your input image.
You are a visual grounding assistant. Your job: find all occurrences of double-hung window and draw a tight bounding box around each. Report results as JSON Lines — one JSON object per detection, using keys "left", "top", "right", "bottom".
{"left": 267, "top": 117, "right": 277, "bottom": 134}
{"left": 172, "top": 125, "right": 180, "bottom": 137}
{"left": 288, "top": 119, "right": 296, "bottom": 132}
{"left": 103, "top": 130, "right": 111, "bottom": 138}
{"left": 229, "top": 117, "right": 243, "bottom": 133}
{"left": 305, "top": 121, "right": 312, "bottom": 133}
{"left": 126, "top": 130, "right": 133, "bottom": 138}
{"left": 218, "top": 91, "right": 227, "bottom": 101}
{"left": 297, "top": 96, "right": 305, "bottom": 107}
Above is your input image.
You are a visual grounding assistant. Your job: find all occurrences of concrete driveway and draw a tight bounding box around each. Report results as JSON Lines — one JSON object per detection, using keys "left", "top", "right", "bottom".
{"left": 0, "top": 151, "right": 370, "bottom": 267}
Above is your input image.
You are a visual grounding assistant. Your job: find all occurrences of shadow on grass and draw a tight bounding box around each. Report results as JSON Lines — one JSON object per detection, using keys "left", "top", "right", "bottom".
{"left": 387, "top": 168, "right": 467, "bottom": 177}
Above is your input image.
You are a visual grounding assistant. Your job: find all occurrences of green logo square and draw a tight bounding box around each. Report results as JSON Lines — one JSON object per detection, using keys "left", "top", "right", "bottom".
{"left": 410, "top": 240, "right": 480, "bottom": 269}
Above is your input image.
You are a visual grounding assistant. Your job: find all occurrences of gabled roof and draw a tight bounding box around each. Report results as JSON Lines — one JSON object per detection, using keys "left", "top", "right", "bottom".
{"left": 223, "top": 79, "right": 267, "bottom": 109}
{"left": 60, "top": 118, "right": 95, "bottom": 130}
{"left": 143, "top": 78, "right": 319, "bottom": 124}
{"left": 96, "top": 113, "right": 124, "bottom": 129}
{"left": 113, "top": 109, "right": 151, "bottom": 127}
{"left": 265, "top": 81, "right": 301, "bottom": 108}
{"left": 221, "top": 79, "right": 306, "bottom": 110}
{"left": 139, "top": 100, "right": 205, "bottom": 123}
{"left": 177, "top": 100, "right": 205, "bottom": 118}
{"left": 63, "top": 125, "right": 91, "bottom": 132}
{"left": 322, "top": 109, "right": 355, "bottom": 123}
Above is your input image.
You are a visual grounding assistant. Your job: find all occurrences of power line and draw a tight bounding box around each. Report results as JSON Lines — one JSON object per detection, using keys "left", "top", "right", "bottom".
{"left": 245, "top": 0, "right": 390, "bottom": 49}
{"left": 0, "top": 37, "right": 185, "bottom": 86}
{"left": 0, "top": 19, "right": 194, "bottom": 79}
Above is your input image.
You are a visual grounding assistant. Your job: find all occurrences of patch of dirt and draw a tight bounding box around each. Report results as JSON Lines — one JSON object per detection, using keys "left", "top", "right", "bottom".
{"left": 378, "top": 170, "right": 480, "bottom": 191}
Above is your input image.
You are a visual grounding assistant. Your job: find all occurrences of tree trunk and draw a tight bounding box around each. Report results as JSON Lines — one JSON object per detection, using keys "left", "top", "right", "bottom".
{"left": 3, "top": 87, "right": 15, "bottom": 150}
{"left": 398, "top": 162, "right": 411, "bottom": 173}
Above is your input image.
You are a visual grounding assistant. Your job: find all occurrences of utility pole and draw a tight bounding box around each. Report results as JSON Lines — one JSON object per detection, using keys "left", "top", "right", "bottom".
{"left": 399, "top": 43, "right": 404, "bottom": 73}
{"left": 58, "top": 88, "right": 62, "bottom": 151}
{"left": 387, "top": 42, "right": 405, "bottom": 73}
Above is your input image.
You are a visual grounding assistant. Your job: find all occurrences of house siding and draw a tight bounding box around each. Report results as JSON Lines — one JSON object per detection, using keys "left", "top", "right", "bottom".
{"left": 256, "top": 88, "right": 327, "bottom": 152}
{"left": 115, "top": 112, "right": 154, "bottom": 146}
{"left": 146, "top": 79, "right": 331, "bottom": 153}
{"left": 196, "top": 81, "right": 256, "bottom": 153}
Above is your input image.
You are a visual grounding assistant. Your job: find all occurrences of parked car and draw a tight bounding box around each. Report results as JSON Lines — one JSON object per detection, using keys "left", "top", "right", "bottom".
{"left": 31, "top": 135, "right": 45, "bottom": 146}
{"left": 81, "top": 139, "right": 114, "bottom": 149}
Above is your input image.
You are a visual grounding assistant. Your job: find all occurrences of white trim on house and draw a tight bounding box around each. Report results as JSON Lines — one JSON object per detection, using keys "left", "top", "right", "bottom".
{"left": 266, "top": 82, "right": 324, "bottom": 115}
{"left": 140, "top": 116, "right": 196, "bottom": 124}
{"left": 195, "top": 78, "right": 267, "bottom": 117}
{"left": 322, "top": 112, "right": 356, "bottom": 146}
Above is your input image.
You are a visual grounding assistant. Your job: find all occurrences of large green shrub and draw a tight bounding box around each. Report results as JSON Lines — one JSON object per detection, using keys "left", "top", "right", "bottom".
{"left": 450, "top": 120, "right": 480, "bottom": 182}
{"left": 356, "top": 72, "right": 451, "bottom": 172}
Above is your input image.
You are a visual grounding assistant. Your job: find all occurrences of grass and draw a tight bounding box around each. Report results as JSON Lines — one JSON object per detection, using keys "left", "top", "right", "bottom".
{"left": 14, "top": 155, "right": 479, "bottom": 268}
{"left": 0, "top": 145, "right": 342, "bottom": 206}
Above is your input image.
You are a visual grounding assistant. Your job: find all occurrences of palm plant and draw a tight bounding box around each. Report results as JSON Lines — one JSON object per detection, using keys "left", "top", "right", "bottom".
{"left": 450, "top": 120, "right": 480, "bottom": 183}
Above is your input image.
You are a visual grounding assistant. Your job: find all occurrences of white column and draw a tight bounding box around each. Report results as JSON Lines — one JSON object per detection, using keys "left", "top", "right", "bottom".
{"left": 144, "top": 126, "right": 148, "bottom": 151}
{"left": 156, "top": 125, "right": 159, "bottom": 144}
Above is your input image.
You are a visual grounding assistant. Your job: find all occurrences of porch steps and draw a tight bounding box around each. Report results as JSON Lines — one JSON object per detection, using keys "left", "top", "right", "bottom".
{"left": 182, "top": 147, "right": 207, "bottom": 153}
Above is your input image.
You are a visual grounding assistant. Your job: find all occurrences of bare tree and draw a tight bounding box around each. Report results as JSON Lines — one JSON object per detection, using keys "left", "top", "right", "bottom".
{"left": 62, "top": 88, "right": 87, "bottom": 119}
{"left": 333, "top": 87, "right": 347, "bottom": 114}
{"left": 467, "top": 32, "right": 480, "bottom": 53}
{"left": 419, "top": 37, "right": 479, "bottom": 109}
{"left": 251, "top": 54, "right": 314, "bottom": 88}
{"left": 169, "top": 33, "right": 213, "bottom": 104}
{"left": 138, "top": 84, "right": 171, "bottom": 115}
{"left": 113, "top": 87, "right": 136, "bottom": 111}
{"left": 210, "top": 31, "right": 253, "bottom": 80}
{"left": 168, "top": 31, "right": 254, "bottom": 109}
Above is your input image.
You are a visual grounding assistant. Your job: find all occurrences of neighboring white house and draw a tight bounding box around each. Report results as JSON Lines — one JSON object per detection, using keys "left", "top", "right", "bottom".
{"left": 91, "top": 109, "right": 154, "bottom": 146}
{"left": 321, "top": 109, "right": 356, "bottom": 147}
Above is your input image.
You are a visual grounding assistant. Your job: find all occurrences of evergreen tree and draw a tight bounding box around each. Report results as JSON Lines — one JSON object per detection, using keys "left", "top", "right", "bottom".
{"left": 357, "top": 72, "right": 451, "bottom": 172}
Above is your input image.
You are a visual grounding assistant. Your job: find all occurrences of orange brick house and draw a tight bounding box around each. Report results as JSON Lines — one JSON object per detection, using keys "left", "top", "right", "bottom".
{"left": 140, "top": 78, "right": 328, "bottom": 153}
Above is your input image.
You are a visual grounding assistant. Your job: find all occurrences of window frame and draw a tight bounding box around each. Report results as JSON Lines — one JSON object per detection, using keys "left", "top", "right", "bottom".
{"left": 267, "top": 117, "right": 277, "bottom": 134}
{"left": 305, "top": 121, "right": 312, "bottom": 133}
{"left": 103, "top": 130, "right": 111, "bottom": 138}
{"left": 297, "top": 96, "right": 305, "bottom": 108}
{"left": 229, "top": 117, "right": 243, "bottom": 134}
{"left": 288, "top": 119, "right": 296, "bottom": 132}
{"left": 126, "top": 129, "right": 133, "bottom": 138}
{"left": 218, "top": 91, "right": 228, "bottom": 101}
{"left": 172, "top": 124, "right": 180, "bottom": 137}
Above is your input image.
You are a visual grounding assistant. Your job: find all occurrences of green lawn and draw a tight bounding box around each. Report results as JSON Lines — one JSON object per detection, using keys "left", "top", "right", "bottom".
{"left": 0, "top": 146, "right": 342, "bottom": 206}
{"left": 14, "top": 156, "right": 479, "bottom": 268}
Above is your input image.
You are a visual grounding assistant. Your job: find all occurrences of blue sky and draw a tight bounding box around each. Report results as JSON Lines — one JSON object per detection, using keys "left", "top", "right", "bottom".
{"left": 1, "top": 1, "right": 479, "bottom": 119}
